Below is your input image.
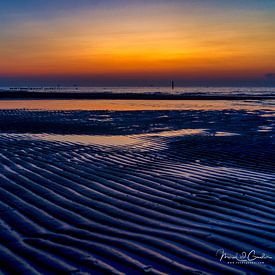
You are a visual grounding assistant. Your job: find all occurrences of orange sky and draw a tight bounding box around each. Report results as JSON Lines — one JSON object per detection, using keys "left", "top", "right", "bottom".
{"left": 0, "top": 1, "right": 275, "bottom": 85}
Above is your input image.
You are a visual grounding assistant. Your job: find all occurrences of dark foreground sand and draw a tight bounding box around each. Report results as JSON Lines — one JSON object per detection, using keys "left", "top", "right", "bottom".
{"left": 0, "top": 107, "right": 274, "bottom": 274}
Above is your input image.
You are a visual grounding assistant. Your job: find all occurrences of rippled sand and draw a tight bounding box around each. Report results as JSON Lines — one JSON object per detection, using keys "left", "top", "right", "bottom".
{"left": 0, "top": 107, "right": 274, "bottom": 274}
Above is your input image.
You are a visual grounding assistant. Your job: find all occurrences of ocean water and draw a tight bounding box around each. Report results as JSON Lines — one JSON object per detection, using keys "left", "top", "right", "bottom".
{"left": 0, "top": 86, "right": 274, "bottom": 111}
{"left": 1, "top": 86, "right": 275, "bottom": 97}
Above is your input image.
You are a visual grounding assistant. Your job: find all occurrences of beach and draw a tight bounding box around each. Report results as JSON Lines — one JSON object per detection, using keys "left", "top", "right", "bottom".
{"left": 1, "top": 0, "right": 275, "bottom": 272}
{"left": 0, "top": 100, "right": 274, "bottom": 274}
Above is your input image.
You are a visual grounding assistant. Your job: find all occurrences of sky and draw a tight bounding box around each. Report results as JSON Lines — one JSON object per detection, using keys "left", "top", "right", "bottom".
{"left": 0, "top": 0, "right": 275, "bottom": 86}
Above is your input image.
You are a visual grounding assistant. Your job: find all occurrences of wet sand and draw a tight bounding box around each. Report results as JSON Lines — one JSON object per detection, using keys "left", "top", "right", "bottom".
{"left": 0, "top": 99, "right": 274, "bottom": 111}
{"left": 0, "top": 104, "right": 274, "bottom": 274}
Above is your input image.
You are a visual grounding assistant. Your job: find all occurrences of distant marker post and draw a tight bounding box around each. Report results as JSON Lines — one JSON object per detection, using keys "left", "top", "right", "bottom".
{"left": 171, "top": 80, "right": 175, "bottom": 90}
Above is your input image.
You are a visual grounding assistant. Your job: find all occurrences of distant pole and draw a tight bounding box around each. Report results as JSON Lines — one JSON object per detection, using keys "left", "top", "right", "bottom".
{"left": 171, "top": 80, "right": 174, "bottom": 90}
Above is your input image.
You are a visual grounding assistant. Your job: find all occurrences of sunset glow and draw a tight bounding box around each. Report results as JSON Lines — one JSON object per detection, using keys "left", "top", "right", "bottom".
{"left": 1, "top": 0, "right": 275, "bottom": 85}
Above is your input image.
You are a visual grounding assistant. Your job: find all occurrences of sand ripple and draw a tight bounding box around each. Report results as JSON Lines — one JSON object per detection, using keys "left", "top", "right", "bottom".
{"left": 0, "top": 109, "right": 274, "bottom": 274}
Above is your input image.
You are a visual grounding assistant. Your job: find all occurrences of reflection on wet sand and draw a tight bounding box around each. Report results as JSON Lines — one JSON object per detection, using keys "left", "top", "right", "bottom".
{"left": 1, "top": 128, "right": 208, "bottom": 147}
{"left": 0, "top": 99, "right": 274, "bottom": 111}
{"left": 0, "top": 105, "right": 274, "bottom": 275}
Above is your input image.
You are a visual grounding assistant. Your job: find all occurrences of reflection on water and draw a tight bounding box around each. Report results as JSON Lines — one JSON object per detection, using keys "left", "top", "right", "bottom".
{"left": 0, "top": 99, "right": 274, "bottom": 111}
{"left": 214, "top": 132, "right": 240, "bottom": 136}
{"left": 32, "top": 134, "right": 138, "bottom": 146}
{"left": 1, "top": 133, "right": 138, "bottom": 146}
{"left": 0, "top": 128, "right": 243, "bottom": 149}
{"left": 257, "top": 126, "right": 273, "bottom": 132}
{"left": 145, "top": 129, "right": 207, "bottom": 137}
{"left": 0, "top": 128, "right": 213, "bottom": 147}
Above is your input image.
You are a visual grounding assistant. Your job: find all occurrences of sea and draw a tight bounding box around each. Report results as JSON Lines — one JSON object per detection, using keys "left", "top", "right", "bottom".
{"left": 1, "top": 86, "right": 275, "bottom": 97}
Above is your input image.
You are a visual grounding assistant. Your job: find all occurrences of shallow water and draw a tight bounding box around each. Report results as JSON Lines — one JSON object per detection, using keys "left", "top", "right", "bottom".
{"left": 0, "top": 99, "right": 274, "bottom": 111}
{"left": 0, "top": 128, "right": 208, "bottom": 147}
